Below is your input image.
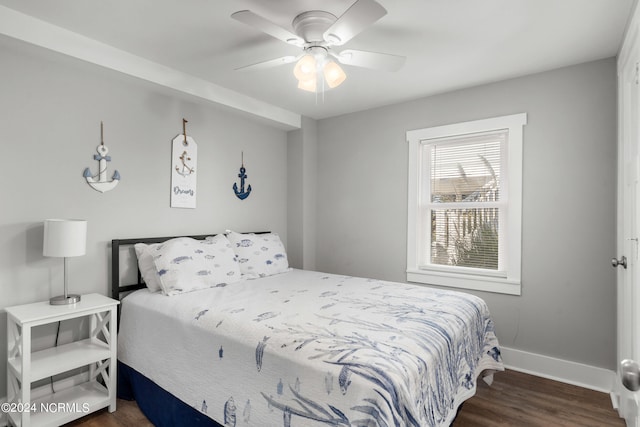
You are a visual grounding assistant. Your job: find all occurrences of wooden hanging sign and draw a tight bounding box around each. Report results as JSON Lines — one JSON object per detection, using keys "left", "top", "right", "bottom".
{"left": 170, "top": 118, "right": 197, "bottom": 208}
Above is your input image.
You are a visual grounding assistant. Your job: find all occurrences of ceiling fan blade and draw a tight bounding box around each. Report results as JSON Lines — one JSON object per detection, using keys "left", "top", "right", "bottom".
{"left": 323, "top": 0, "right": 387, "bottom": 46}
{"left": 235, "top": 55, "right": 299, "bottom": 71}
{"left": 231, "top": 10, "right": 304, "bottom": 46}
{"left": 335, "top": 49, "right": 406, "bottom": 71}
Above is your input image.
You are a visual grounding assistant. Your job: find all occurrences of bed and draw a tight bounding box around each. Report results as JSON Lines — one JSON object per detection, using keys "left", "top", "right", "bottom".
{"left": 112, "top": 232, "right": 503, "bottom": 427}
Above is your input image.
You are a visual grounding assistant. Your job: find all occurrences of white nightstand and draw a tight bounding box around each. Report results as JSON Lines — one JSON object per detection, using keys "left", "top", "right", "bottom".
{"left": 5, "top": 294, "right": 119, "bottom": 427}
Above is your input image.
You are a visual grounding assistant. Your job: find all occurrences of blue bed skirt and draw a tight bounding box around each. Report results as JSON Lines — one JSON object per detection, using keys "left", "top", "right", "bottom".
{"left": 118, "top": 361, "right": 464, "bottom": 426}
{"left": 117, "top": 361, "right": 222, "bottom": 427}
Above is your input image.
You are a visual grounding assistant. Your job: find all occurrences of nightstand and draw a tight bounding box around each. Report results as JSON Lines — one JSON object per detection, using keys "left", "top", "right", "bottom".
{"left": 5, "top": 294, "right": 119, "bottom": 427}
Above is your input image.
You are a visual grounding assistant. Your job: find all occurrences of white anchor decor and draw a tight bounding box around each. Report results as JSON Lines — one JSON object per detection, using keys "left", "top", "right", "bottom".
{"left": 83, "top": 121, "right": 120, "bottom": 193}
{"left": 233, "top": 151, "right": 252, "bottom": 200}
{"left": 170, "top": 118, "right": 198, "bottom": 209}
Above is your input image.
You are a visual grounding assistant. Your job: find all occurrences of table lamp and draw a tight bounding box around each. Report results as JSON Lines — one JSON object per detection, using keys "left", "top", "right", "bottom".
{"left": 43, "top": 219, "right": 87, "bottom": 305}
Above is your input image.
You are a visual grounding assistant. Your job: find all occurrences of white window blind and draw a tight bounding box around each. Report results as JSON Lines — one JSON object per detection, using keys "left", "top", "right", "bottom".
{"left": 421, "top": 131, "right": 506, "bottom": 273}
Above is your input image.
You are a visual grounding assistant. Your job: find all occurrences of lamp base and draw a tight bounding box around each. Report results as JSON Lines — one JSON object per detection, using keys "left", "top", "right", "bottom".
{"left": 50, "top": 294, "right": 81, "bottom": 305}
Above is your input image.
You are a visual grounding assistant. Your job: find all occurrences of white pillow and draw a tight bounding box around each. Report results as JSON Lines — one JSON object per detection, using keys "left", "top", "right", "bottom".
{"left": 134, "top": 243, "right": 163, "bottom": 293}
{"left": 226, "top": 231, "right": 290, "bottom": 279}
{"left": 151, "top": 235, "right": 241, "bottom": 296}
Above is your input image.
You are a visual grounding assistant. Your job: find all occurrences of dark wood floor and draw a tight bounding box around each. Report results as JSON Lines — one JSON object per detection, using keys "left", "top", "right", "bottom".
{"left": 67, "top": 369, "right": 624, "bottom": 426}
{"left": 452, "top": 370, "right": 624, "bottom": 427}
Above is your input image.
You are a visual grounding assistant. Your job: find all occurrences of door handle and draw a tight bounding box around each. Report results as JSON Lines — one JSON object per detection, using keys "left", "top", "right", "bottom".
{"left": 612, "top": 256, "right": 628, "bottom": 269}
{"left": 621, "top": 359, "right": 640, "bottom": 391}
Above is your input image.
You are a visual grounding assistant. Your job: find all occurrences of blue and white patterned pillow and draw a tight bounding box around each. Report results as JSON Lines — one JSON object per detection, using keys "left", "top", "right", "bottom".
{"left": 226, "top": 231, "right": 291, "bottom": 279}
{"left": 151, "top": 235, "right": 241, "bottom": 296}
{"left": 134, "top": 242, "right": 163, "bottom": 292}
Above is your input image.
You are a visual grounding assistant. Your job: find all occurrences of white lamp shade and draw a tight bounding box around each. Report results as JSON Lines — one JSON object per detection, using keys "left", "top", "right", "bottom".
{"left": 323, "top": 60, "right": 347, "bottom": 89}
{"left": 43, "top": 219, "right": 87, "bottom": 258}
{"left": 297, "top": 76, "right": 317, "bottom": 92}
{"left": 293, "top": 54, "right": 317, "bottom": 81}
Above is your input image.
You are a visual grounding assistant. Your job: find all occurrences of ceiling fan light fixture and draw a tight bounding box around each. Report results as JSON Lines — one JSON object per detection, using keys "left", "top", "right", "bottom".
{"left": 323, "top": 60, "right": 347, "bottom": 88}
{"left": 297, "top": 76, "right": 317, "bottom": 92}
{"left": 293, "top": 54, "right": 317, "bottom": 80}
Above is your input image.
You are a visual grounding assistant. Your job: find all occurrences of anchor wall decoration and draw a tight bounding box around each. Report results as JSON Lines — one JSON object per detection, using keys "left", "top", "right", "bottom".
{"left": 170, "top": 118, "right": 198, "bottom": 209}
{"left": 233, "top": 152, "right": 252, "bottom": 200}
{"left": 83, "top": 121, "right": 120, "bottom": 193}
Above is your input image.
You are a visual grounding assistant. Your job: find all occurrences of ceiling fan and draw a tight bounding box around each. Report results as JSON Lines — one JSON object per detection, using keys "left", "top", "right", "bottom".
{"left": 231, "top": 0, "right": 405, "bottom": 92}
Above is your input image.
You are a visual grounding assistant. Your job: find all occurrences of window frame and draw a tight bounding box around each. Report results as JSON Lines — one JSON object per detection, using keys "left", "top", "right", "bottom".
{"left": 406, "top": 113, "right": 526, "bottom": 295}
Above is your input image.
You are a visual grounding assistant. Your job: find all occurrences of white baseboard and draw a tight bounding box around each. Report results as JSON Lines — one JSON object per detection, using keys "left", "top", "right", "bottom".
{"left": 501, "top": 346, "right": 616, "bottom": 393}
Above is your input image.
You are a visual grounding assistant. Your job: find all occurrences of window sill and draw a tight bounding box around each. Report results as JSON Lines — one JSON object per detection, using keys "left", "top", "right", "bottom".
{"left": 406, "top": 268, "right": 521, "bottom": 295}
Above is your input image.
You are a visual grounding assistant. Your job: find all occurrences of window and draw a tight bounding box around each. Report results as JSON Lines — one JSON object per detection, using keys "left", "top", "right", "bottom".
{"left": 406, "top": 113, "right": 526, "bottom": 295}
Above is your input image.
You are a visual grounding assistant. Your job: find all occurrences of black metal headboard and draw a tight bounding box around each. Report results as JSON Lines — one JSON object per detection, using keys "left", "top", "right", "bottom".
{"left": 111, "top": 231, "right": 269, "bottom": 301}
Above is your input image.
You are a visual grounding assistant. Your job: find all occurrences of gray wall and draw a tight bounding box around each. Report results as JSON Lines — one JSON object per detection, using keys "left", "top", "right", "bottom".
{"left": 0, "top": 36, "right": 288, "bottom": 397}
{"left": 287, "top": 116, "right": 317, "bottom": 270}
{"left": 315, "top": 58, "right": 618, "bottom": 369}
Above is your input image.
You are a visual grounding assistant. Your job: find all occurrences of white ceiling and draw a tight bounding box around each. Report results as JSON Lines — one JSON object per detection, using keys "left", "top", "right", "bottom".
{"left": 0, "top": 0, "right": 635, "bottom": 120}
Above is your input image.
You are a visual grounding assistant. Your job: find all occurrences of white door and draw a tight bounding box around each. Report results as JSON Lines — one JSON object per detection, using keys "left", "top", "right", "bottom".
{"left": 616, "top": 21, "right": 640, "bottom": 427}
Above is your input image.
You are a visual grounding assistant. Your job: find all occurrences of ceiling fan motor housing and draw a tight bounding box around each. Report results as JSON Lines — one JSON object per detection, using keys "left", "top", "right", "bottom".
{"left": 292, "top": 11, "right": 337, "bottom": 43}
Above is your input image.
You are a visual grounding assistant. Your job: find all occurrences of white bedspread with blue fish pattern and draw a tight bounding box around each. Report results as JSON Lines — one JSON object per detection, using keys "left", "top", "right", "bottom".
{"left": 118, "top": 269, "right": 503, "bottom": 426}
